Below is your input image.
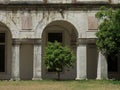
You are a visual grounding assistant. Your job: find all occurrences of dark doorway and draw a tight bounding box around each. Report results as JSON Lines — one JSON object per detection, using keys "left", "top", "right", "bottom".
{"left": 48, "top": 33, "right": 62, "bottom": 43}
{"left": 0, "top": 33, "right": 5, "bottom": 72}
{"left": 108, "top": 55, "right": 118, "bottom": 72}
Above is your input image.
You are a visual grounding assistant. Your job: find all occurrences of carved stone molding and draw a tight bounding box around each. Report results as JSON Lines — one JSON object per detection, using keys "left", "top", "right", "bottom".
{"left": 77, "top": 38, "right": 87, "bottom": 45}
{"left": 12, "top": 38, "right": 42, "bottom": 45}
{"left": 87, "top": 38, "right": 96, "bottom": 44}
{"left": 77, "top": 38, "right": 96, "bottom": 45}
{"left": 34, "top": 39, "right": 42, "bottom": 45}
{"left": 0, "top": 0, "right": 9, "bottom": 4}
{"left": 12, "top": 39, "right": 21, "bottom": 45}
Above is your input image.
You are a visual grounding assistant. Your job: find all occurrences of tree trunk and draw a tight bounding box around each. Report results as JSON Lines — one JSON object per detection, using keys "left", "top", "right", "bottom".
{"left": 57, "top": 71, "right": 60, "bottom": 80}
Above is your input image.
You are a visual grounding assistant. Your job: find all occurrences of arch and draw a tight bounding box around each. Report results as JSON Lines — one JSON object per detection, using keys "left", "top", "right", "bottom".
{"left": 0, "top": 22, "right": 12, "bottom": 37}
{"left": 35, "top": 15, "right": 80, "bottom": 38}
{"left": 0, "top": 15, "right": 19, "bottom": 38}
{"left": 0, "top": 21, "right": 12, "bottom": 79}
{"left": 41, "top": 20, "right": 78, "bottom": 80}
{"left": 42, "top": 20, "right": 78, "bottom": 38}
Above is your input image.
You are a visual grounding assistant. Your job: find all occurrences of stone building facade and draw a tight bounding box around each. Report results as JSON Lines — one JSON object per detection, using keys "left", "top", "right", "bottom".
{"left": 0, "top": 0, "right": 120, "bottom": 80}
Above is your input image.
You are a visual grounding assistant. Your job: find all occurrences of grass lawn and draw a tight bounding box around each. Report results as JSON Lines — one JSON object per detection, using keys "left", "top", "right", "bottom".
{"left": 0, "top": 80, "right": 120, "bottom": 90}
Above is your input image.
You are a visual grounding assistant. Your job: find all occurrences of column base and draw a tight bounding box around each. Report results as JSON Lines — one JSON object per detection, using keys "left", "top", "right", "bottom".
{"left": 96, "top": 77, "right": 101, "bottom": 80}
{"left": 32, "top": 78, "right": 42, "bottom": 80}
{"left": 10, "top": 78, "right": 20, "bottom": 81}
{"left": 96, "top": 77, "right": 108, "bottom": 80}
{"left": 75, "top": 77, "right": 87, "bottom": 80}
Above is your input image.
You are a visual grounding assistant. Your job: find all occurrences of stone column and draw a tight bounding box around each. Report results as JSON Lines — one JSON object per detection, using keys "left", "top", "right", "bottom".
{"left": 96, "top": 52, "right": 108, "bottom": 80}
{"left": 32, "top": 39, "right": 42, "bottom": 80}
{"left": 11, "top": 39, "right": 20, "bottom": 80}
{"left": 76, "top": 38, "right": 87, "bottom": 80}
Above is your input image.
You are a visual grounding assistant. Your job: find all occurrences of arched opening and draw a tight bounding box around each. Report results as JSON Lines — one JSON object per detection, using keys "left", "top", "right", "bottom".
{"left": 42, "top": 20, "right": 78, "bottom": 79}
{"left": 0, "top": 22, "right": 12, "bottom": 80}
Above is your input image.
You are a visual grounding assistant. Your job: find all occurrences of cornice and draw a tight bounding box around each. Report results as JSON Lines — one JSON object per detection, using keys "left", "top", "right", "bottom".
{"left": 0, "top": 4, "right": 119, "bottom": 11}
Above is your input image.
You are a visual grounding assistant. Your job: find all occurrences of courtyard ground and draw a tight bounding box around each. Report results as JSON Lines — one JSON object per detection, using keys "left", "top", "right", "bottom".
{"left": 0, "top": 80, "right": 120, "bottom": 90}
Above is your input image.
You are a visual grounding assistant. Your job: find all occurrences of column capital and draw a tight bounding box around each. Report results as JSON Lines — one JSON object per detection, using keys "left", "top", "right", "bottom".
{"left": 77, "top": 38, "right": 96, "bottom": 45}
{"left": 87, "top": 38, "right": 96, "bottom": 44}
{"left": 12, "top": 38, "right": 42, "bottom": 45}
{"left": 34, "top": 39, "right": 42, "bottom": 45}
{"left": 77, "top": 38, "right": 87, "bottom": 45}
{"left": 12, "top": 39, "right": 21, "bottom": 45}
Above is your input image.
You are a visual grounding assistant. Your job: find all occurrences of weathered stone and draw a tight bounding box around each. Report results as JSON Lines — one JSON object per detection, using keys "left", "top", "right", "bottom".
{"left": 0, "top": 0, "right": 119, "bottom": 80}
{"left": 77, "top": 0, "right": 108, "bottom": 1}
{"left": 88, "top": 15, "right": 98, "bottom": 30}
{"left": 33, "top": 39, "right": 42, "bottom": 80}
{"left": 11, "top": 0, "right": 43, "bottom": 1}
{"left": 47, "top": 0, "right": 72, "bottom": 3}
{"left": 11, "top": 40, "right": 20, "bottom": 80}
{"left": 0, "top": 0, "right": 9, "bottom": 4}
{"left": 22, "top": 15, "right": 32, "bottom": 30}
{"left": 97, "top": 52, "right": 108, "bottom": 80}
{"left": 76, "top": 40, "right": 87, "bottom": 80}
{"left": 21, "top": 11, "right": 32, "bottom": 30}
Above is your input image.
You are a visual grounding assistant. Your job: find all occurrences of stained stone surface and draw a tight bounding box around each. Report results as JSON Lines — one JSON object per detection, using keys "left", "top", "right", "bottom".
{"left": 0, "top": 0, "right": 120, "bottom": 81}
{"left": 0, "top": 0, "right": 119, "bottom": 4}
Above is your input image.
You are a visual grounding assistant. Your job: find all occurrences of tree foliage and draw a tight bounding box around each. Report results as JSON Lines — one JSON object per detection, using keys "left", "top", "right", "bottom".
{"left": 43, "top": 41, "right": 76, "bottom": 80}
{"left": 95, "top": 6, "right": 120, "bottom": 56}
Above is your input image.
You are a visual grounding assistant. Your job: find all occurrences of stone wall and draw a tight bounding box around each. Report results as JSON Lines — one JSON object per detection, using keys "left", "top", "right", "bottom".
{"left": 0, "top": 8, "right": 97, "bottom": 39}
{"left": 0, "top": 0, "right": 119, "bottom": 4}
{"left": 0, "top": 0, "right": 120, "bottom": 80}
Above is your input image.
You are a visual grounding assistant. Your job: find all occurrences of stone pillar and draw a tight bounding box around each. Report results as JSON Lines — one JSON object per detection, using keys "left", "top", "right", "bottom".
{"left": 96, "top": 52, "right": 108, "bottom": 80}
{"left": 11, "top": 39, "right": 20, "bottom": 80}
{"left": 32, "top": 39, "right": 42, "bottom": 80}
{"left": 76, "top": 38, "right": 87, "bottom": 80}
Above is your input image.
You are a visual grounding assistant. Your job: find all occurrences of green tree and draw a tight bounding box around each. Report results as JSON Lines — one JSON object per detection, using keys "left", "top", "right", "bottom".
{"left": 95, "top": 6, "right": 120, "bottom": 57}
{"left": 43, "top": 41, "right": 76, "bottom": 80}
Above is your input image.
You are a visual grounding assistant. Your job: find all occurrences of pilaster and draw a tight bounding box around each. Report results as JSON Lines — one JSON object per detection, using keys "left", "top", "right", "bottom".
{"left": 76, "top": 38, "right": 87, "bottom": 80}
{"left": 96, "top": 52, "right": 108, "bottom": 80}
{"left": 32, "top": 39, "right": 42, "bottom": 80}
{"left": 11, "top": 39, "right": 21, "bottom": 80}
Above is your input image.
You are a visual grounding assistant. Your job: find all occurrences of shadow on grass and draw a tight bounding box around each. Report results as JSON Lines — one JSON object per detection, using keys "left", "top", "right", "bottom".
{"left": 109, "top": 79, "right": 120, "bottom": 84}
